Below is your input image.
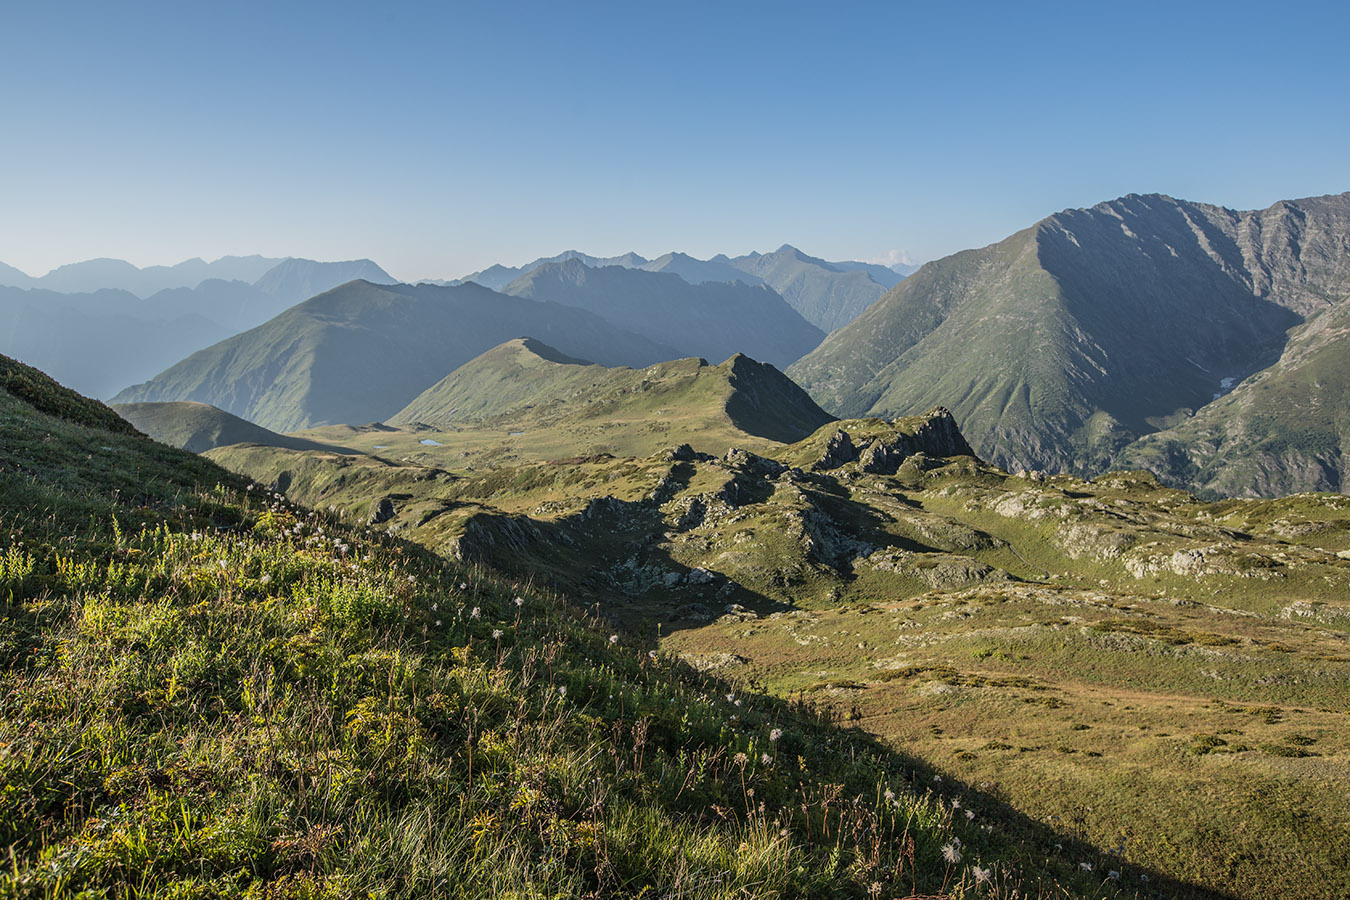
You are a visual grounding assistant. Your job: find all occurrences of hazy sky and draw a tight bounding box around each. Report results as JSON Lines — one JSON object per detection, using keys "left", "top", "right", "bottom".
{"left": 3, "top": 1, "right": 1347, "bottom": 283}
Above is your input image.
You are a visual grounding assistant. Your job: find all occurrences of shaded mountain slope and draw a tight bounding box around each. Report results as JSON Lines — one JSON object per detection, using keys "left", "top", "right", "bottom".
{"left": 113, "top": 400, "right": 357, "bottom": 454}
{"left": 1115, "top": 299, "right": 1350, "bottom": 496}
{"left": 790, "top": 193, "right": 1350, "bottom": 485}
{"left": 112, "top": 280, "right": 680, "bottom": 432}
{"left": 502, "top": 259, "right": 824, "bottom": 368}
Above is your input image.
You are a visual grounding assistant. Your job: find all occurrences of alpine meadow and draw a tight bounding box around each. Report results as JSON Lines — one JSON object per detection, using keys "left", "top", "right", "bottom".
{"left": 3, "top": 4, "right": 1349, "bottom": 899}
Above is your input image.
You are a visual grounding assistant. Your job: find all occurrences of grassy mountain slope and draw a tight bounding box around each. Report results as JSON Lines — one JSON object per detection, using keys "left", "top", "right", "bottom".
{"left": 211, "top": 400, "right": 1350, "bottom": 900}
{"left": 1116, "top": 300, "right": 1350, "bottom": 496}
{"left": 789, "top": 194, "right": 1349, "bottom": 484}
{"left": 112, "top": 281, "right": 681, "bottom": 433}
{"left": 728, "top": 245, "right": 890, "bottom": 332}
{"left": 357, "top": 340, "right": 836, "bottom": 462}
{"left": 113, "top": 400, "right": 358, "bottom": 454}
{"left": 502, "top": 260, "right": 824, "bottom": 369}
{"left": 0, "top": 352, "right": 1133, "bottom": 898}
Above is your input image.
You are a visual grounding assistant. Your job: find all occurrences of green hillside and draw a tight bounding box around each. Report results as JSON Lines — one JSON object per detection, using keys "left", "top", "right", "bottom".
{"left": 113, "top": 400, "right": 358, "bottom": 454}
{"left": 111, "top": 280, "right": 681, "bottom": 433}
{"left": 209, "top": 399, "right": 1350, "bottom": 900}
{"left": 0, "top": 355, "right": 1143, "bottom": 898}
{"left": 285, "top": 341, "right": 838, "bottom": 468}
{"left": 788, "top": 193, "right": 1350, "bottom": 492}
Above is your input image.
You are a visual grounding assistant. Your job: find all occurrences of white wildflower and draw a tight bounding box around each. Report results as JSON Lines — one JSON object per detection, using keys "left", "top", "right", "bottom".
{"left": 973, "top": 865, "right": 992, "bottom": 884}
{"left": 470, "top": 606, "right": 480, "bottom": 619}
{"left": 1079, "top": 862, "right": 1092, "bottom": 873}
{"left": 760, "top": 753, "right": 771, "bottom": 764}
{"left": 609, "top": 634, "right": 619, "bottom": 644}
{"left": 492, "top": 629, "right": 502, "bottom": 640}
{"left": 769, "top": 728, "right": 782, "bottom": 742}
{"left": 514, "top": 596, "right": 524, "bottom": 607}
{"left": 558, "top": 686, "right": 566, "bottom": 697}
{"left": 884, "top": 788, "right": 896, "bottom": 802}
{"left": 965, "top": 809, "right": 975, "bottom": 821}
{"left": 942, "top": 842, "right": 962, "bottom": 864}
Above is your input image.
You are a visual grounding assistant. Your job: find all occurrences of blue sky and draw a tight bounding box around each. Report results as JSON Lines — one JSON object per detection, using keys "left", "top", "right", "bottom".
{"left": 2, "top": 1, "right": 1347, "bottom": 282}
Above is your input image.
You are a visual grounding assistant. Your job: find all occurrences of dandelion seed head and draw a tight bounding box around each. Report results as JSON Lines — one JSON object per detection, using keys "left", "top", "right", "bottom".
{"left": 1108, "top": 870, "right": 1120, "bottom": 881}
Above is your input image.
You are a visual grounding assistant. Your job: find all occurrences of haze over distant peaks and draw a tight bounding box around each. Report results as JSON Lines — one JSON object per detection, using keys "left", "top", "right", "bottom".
{"left": 112, "top": 280, "right": 681, "bottom": 432}
{"left": 454, "top": 244, "right": 909, "bottom": 332}
{"left": 500, "top": 259, "right": 823, "bottom": 369}
{"left": 0, "top": 256, "right": 401, "bottom": 399}
{"left": 0, "top": 255, "right": 287, "bottom": 297}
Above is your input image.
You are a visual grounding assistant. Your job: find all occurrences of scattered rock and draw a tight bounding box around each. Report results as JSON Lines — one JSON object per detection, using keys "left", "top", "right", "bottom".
{"left": 369, "top": 496, "right": 397, "bottom": 524}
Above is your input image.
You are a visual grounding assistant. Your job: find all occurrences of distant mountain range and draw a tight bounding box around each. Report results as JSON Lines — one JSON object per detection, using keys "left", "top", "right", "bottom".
{"left": 499, "top": 259, "right": 823, "bottom": 369}
{"left": 789, "top": 191, "right": 1350, "bottom": 496}
{"left": 111, "top": 280, "right": 681, "bottom": 433}
{"left": 0, "top": 257, "right": 395, "bottom": 398}
{"left": 452, "top": 244, "right": 909, "bottom": 332}
{"left": 0, "top": 254, "right": 287, "bottom": 297}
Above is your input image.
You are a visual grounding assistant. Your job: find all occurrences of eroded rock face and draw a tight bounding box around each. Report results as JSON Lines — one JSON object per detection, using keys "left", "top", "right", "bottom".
{"left": 815, "top": 429, "right": 859, "bottom": 470}
{"left": 369, "top": 496, "right": 396, "bottom": 524}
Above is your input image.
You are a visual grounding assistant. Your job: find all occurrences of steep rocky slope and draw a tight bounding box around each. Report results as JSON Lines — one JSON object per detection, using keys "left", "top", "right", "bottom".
{"left": 788, "top": 192, "right": 1350, "bottom": 493}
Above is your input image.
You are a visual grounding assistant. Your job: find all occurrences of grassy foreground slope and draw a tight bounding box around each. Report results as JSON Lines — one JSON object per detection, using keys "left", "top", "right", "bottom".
{"left": 0, "top": 354, "right": 1135, "bottom": 898}
{"left": 213, "top": 403, "right": 1350, "bottom": 900}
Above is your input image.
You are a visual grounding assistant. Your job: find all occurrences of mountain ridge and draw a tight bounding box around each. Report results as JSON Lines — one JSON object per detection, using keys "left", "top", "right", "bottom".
{"left": 789, "top": 191, "right": 1350, "bottom": 493}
